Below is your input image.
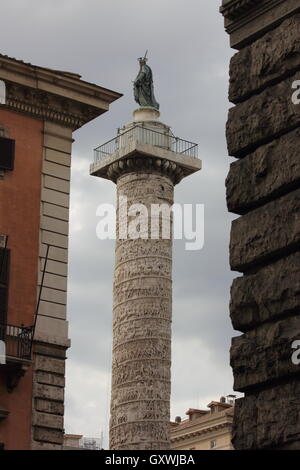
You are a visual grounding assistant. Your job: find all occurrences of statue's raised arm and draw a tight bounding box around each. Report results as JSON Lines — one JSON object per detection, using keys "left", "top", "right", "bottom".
{"left": 133, "top": 53, "right": 160, "bottom": 110}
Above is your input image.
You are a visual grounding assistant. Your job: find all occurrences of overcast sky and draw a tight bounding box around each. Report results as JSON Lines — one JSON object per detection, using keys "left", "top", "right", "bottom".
{"left": 2, "top": 0, "right": 241, "bottom": 447}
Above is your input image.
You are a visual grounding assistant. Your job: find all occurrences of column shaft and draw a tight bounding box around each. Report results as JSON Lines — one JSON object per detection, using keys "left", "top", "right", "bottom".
{"left": 110, "top": 171, "right": 173, "bottom": 450}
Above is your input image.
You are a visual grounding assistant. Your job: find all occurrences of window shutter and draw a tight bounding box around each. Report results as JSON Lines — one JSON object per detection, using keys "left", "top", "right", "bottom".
{"left": 0, "top": 286, "right": 7, "bottom": 324}
{"left": 0, "top": 248, "right": 9, "bottom": 284}
{"left": 0, "top": 136, "right": 15, "bottom": 171}
{"left": 0, "top": 248, "right": 10, "bottom": 324}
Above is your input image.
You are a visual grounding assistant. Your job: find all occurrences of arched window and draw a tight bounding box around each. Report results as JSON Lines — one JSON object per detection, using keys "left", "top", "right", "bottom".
{"left": 0, "top": 80, "right": 6, "bottom": 105}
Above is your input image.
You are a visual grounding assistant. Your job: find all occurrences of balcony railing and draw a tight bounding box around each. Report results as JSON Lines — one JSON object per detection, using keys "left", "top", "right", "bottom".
{"left": 0, "top": 323, "right": 33, "bottom": 361}
{"left": 94, "top": 125, "right": 199, "bottom": 163}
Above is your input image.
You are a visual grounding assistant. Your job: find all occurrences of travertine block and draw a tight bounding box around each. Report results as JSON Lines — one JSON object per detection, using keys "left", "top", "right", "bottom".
{"left": 40, "top": 288, "right": 67, "bottom": 306}
{"left": 34, "top": 343, "right": 67, "bottom": 359}
{"left": 40, "top": 215, "right": 69, "bottom": 236}
{"left": 232, "top": 381, "right": 300, "bottom": 449}
{"left": 38, "top": 301, "right": 67, "bottom": 320}
{"left": 40, "top": 244, "right": 68, "bottom": 263}
{"left": 38, "top": 272, "right": 67, "bottom": 291}
{"left": 41, "top": 188, "right": 70, "bottom": 208}
{"left": 40, "top": 258, "right": 68, "bottom": 277}
{"left": 33, "top": 426, "right": 63, "bottom": 445}
{"left": 34, "top": 316, "right": 69, "bottom": 348}
{"left": 32, "top": 441, "right": 62, "bottom": 450}
{"left": 34, "top": 355, "right": 65, "bottom": 375}
{"left": 231, "top": 316, "right": 300, "bottom": 391}
{"left": 230, "top": 188, "right": 300, "bottom": 271}
{"left": 41, "top": 231, "right": 68, "bottom": 249}
{"left": 45, "top": 148, "right": 71, "bottom": 167}
{"left": 227, "top": 72, "right": 300, "bottom": 157}
{"left": 32, "top": 411, "right": 63, "bottom": 429}
{"left": 33, "top": 383, "right": 64, "bottom": 402}
{"left": 34, "top": 398, "right": 64, "bottom": 415}
{"left": 44, "top": 121, "right": 73, "bottom": 139}
{"left": 42, "top": 202, "right": 69, "bottom": 221}
{"left": 226, "top": 128, "right": 300, "bottom": 214}
{"left": 36, "top": 371, "right": 65, "bottom": 388}
{"left": 43, "top": 130, "right": 73, "bottom": 155}
{"left": 229, "top": 15, "right": 300, "bottom": 103}
{"left": 44, "top": 175, "right": 70, "bottom": 194}
{"left": 42, "top": 161, "right": 70, "bottom": 181}
{"left": 230, "top": 252, "right": 300, "bottom": 331}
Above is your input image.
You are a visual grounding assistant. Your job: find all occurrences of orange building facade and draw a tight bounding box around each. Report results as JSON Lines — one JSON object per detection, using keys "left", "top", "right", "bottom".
{"left": 0, "top": 55, "right": 121, "bottom": 450}
{"left": 0, "top": 110, "right": 43, "bottom": 449}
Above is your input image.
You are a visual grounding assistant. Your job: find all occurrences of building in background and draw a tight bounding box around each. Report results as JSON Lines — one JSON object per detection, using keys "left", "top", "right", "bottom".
{"left": 170, "top": 396, "right": 235, "bottom": 450}
{"left": 0, "top": 54, "right": 121, "bottom": 450}
{"left": 63, "top": 434, "right": 102, "bottom": 450}
{"left": 63, "top": 434, "right": 83, "bottom": 449}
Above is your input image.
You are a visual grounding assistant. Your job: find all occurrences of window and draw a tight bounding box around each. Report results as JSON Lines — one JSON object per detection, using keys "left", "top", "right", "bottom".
{"left": 210, "top": 439, "right": 217, "bottom": 449}
{"left": 0, "top": 80, "right": 5, "bottom": 105}
{"left": 0, "top": 136, "right": 15, "bottom": 171}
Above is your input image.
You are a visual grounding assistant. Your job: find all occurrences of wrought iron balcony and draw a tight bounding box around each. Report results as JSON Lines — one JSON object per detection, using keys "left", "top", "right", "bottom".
{"left": 0, "top": 322, "right": 33, "bottom": 362}
{"left": 94, "top": 124, "right": 199, "bottom": 163}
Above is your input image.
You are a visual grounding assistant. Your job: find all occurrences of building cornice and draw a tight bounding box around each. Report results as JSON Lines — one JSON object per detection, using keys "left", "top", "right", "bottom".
{"left": 220, "top": 0, "right": 259, "bottom": 21}
{"left": 2, "top": 81, "right": 98, "bottom": 130}
{"left": 171, "top": 408, "right": 233, "bottom": 432}
{"left": 0, "top": 55, "right": 122, "bottom": 130}
{"left": 171, "top": 421, "right": 231, "bottom": 443}
{"left": 220, "top": 0, "right": 300, "bottom": 49}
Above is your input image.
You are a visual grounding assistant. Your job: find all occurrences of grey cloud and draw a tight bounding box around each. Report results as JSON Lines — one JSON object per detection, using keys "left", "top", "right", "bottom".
{"left": 1, "top": 0, "right": 238, "bottom": 439}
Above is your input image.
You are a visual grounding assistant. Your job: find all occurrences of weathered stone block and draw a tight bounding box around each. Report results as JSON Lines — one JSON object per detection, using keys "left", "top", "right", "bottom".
{"left": 229, "top": 15, "right": 300, "bottom": 103}
{"left": 32, "top": 411, "right": 63, "bottom": 430}
{"left": 33, "top": 383, "right": 64, "bottom": 402}
{"left": 34, "top": 355, "right": 65, "bottom": 375}
{"left": 35, "top": 398, "right": 64, "bottom": 415}
{"left": 230, "top": 188, "right": 300, "bottom": 272}
{"left": 33, "top": 426, "right": 63, "bottom": 445}
{"left": 227, "top": 72, "right": 300, "bottom": 157}
{"left": 232, "top": 381, "right": 300, "bottom": 450}
{"left": 231, "top": 316, "right": 300, "bottom": 391}
{"left": 31, "top": 441, "right": 62, "bottom": 450}
{"left": 230, "top": 252, "right": 300, "bottom": 331}
{"left": 34, "top": 342, "right": 67, "bottom": 359}
{"left": 36, "top": 371, "right": 65, "bottom": 388}
{"left": 226, "top": 128, "right": 300, "bottom": 214}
